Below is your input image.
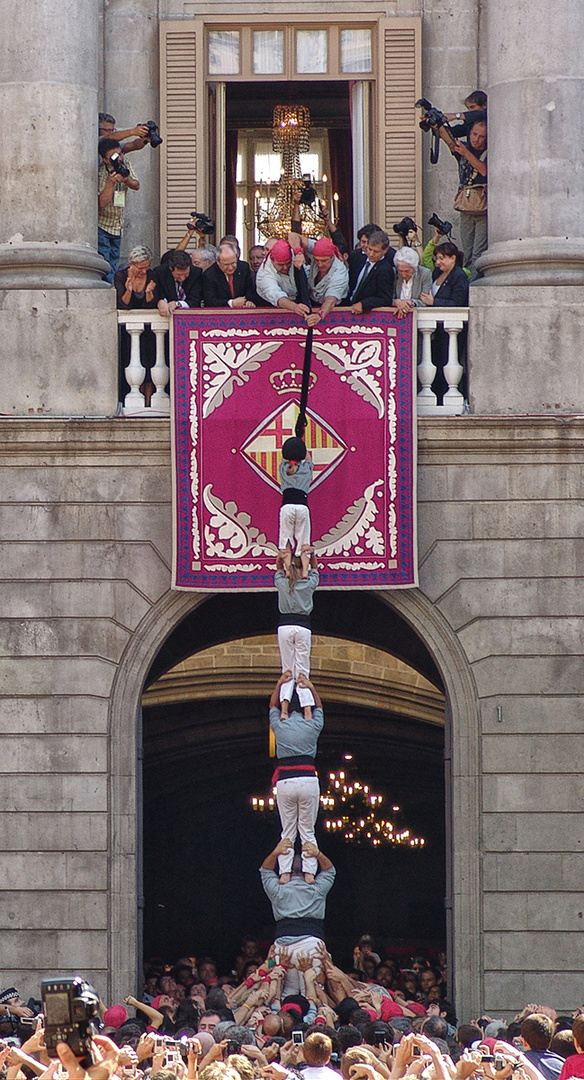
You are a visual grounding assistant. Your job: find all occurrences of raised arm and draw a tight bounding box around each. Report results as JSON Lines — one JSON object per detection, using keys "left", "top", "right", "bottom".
{"left": 270, "top": 671, "right": 293, "bottom": 709}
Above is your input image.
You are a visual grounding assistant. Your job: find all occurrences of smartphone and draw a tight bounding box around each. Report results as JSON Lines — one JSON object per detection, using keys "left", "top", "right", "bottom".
{"left": 292, "top": 1031, "right": 304, "bottom": 1045}
{"left": 481, "top": 1056, "right": 495, "bottom": 1063}
{"left": 413, "top": 1048, "right": 421, "bottom": 1057}
{"left": 227, "top": 1042, "right": 239, "bottom": 1056}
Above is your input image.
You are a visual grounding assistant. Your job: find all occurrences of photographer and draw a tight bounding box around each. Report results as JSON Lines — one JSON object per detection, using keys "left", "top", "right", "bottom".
{"left": 98, "top": 139, "right": 140, "bottom": 283}
{"left": 443, "top": 91, "right": 487, "bottom": 139}
{"left": 449, "top": 120, "right": 487, "bottom": 281}
{"left": 99, "top": 114, "right": 149, "bottom": 154}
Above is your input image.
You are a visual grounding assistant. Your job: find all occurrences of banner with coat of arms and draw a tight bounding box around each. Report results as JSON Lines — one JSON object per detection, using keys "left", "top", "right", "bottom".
{"left": 171, "top": 309, "right": 417, "bottom": 590}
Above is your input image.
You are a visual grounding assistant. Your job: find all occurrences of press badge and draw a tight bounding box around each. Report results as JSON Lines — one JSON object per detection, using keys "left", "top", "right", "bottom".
{"left": 113, "top": 189, "right": 126, "bottom": 207}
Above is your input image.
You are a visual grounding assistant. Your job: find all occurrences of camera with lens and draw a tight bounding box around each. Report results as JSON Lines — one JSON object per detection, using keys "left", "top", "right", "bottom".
{"left": 41, "top": 977, "right": 102, "bottom": 1067}
{"left": 415, "top": 98, "right": 455, "bottom": 163}
{"left": 393, "top": 216, "right": 420, "bottom": 243}
{"left": 108, "top": 151, "right": 130, "bottom": 179}
{"left": 415, "top": 98, "right": 450, "bottom": 132}
{"left": 189, "top": 212, "right": 215, "bottom": 235}
{"left": 428, "top": 213, "right": 453, "bottom": 237}
{"left": 142, "top": 120, "right": 163, "bottom": 148}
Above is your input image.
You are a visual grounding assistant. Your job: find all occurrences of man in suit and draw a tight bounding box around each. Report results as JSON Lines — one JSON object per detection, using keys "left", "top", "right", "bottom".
{"left": 202, "top": 243, "right": 257, "bottom": 308}
{"left": 154, "top": 250, "right": 202, "bottom": 315}
{"left": 345, "top": 229, "right": 395, "bottom": 313}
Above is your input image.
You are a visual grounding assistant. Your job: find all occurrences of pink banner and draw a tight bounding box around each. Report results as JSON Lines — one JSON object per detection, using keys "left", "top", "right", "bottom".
{"left": 171, "top": 309, "right": 417, "bottom": 590}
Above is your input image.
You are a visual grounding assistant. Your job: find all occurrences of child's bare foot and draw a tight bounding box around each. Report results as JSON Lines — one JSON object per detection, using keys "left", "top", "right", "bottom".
{"left": 281, "top": 706, "right": 290, "bottom": 719}
{"left": 303, "top": 706, "right": 313, "bottom": 720}
{"left": 304, "top": 873, "right": 315, "bottom": 884}
{"left": 279, "top": 873, "right": 291, "bottom": 884}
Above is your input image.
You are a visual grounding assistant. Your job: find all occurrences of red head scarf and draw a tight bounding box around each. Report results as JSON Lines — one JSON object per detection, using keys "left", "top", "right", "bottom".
{"left": 270, "top": 240, "right": 293, "bottom": 262}
{"left": 312, "top": 237, "right": 341, "bottom": 260}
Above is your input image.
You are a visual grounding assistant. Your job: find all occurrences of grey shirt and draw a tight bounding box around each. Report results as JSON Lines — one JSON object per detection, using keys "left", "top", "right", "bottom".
{"left": 280, "top": 458, "right": 313, "bottom": 494}
{"left": 269, "top": 706, "right": 323, "bottom": 758}
{"left": 275, "top": 568, "right": 319, "bottom": 616}
{"left": 260, "top": 865, "right": 336, "bottom": 922}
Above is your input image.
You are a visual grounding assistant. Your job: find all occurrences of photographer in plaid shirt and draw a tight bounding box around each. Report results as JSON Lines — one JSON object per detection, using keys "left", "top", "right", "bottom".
{"left": 98, "top": 138, "right": 140, "bottom": 283}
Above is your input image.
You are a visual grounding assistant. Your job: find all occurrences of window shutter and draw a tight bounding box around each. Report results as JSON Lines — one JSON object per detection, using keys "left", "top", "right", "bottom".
{"left": 160, "top": 22, "right": 206, "bottom": 254}
{"left": 376, "top": 19, "right": 422, "bottom": 232}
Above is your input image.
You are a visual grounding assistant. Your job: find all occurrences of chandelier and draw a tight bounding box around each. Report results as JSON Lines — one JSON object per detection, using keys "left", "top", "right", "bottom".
{"left": 252, "top": 105, "right": 338, "bottom": 241}
{"left": 250, "top": 755, "right": 426, "bottom": 849}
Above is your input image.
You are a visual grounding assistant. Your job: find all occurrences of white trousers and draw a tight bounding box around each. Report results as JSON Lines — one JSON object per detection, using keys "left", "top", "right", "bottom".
{"left": 274, "top": 935, "right": 324, "bottom": 995}
{"left": 278, "top": 504, "right": 311, "bottom": 555}
{"left": 276, "top": 776, "right": 320, "bottom": 874}
{"left": 278, "top": 626, "right": 315, "bottom": 707}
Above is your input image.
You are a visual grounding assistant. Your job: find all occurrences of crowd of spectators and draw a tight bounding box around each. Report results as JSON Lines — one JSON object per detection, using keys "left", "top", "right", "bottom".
{"left": 2, "top": 950, "right": 584, "bottom": 1080}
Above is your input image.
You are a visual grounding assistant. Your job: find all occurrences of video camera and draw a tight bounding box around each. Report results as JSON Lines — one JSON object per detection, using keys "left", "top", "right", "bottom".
{"left": 108, "top": 151, "right": 130, "bottom": 179}
{"left": 142, "top": 120, "right": 163, "bottom": 148}
{"left": 299, "top": 174, "right": 317, "bottom": 207}
{"left": 415, "top": 98, "right": 455, "bottom": 163}
{"left": 428, "top": 212, "right": 453, "bottom": 237}
{"left": 188, "top": 212, "right": 215, "bottom": 235}
{"left": 41, "top": 977, "right": 102, "bottom": 1068}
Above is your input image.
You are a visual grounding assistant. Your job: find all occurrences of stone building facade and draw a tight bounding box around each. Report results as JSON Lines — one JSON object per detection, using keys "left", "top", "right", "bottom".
{"left": 1, "top": 0, "right": 584, "bottom": 1021}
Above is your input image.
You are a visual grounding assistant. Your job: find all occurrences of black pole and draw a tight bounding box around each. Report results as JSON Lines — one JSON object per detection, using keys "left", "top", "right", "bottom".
{"left": 294, "top": 263, "right": 313, "bottom": 439}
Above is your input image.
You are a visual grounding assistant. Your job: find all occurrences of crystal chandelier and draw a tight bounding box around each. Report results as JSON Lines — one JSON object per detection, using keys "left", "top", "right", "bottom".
{"left": 253, "top": 105, "right": 338, "bottom": 241}
{"left": 250, "top": 755, "right": 426, "bottom": 849}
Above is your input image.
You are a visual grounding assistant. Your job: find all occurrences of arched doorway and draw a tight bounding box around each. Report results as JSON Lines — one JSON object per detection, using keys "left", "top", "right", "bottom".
{"left": 107, "top": 587, "right": 480, "bottom": 1014}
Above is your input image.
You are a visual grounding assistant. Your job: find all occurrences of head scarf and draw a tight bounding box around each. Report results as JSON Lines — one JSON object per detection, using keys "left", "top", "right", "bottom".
{"left": 312, "top": 237, "right": 342, "bottom": 261}
{"left": 269, "top": 240, "right": 293, "bottom": 263}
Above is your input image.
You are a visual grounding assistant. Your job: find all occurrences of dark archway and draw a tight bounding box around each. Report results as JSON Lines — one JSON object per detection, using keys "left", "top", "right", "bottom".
{"left": 142, "top": 591, "right": 446, "bottom": 971}
{"left": 146, "top": 590, "right": 442, "bottom": 689}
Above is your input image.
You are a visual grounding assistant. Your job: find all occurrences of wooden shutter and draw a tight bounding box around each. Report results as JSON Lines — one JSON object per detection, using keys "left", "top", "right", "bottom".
{"left": 160, "top": 22, "right": 206, "bottom": 254}
{"left": 376, "top": 19, "right": 422, "bottom": 231}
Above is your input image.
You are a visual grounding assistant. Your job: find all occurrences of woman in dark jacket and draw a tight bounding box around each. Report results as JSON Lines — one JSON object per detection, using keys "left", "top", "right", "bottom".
{"left": 419, "top": 242, "right": 469, "bottom": 308}
{"left": 419, "top": 242, "right": 469, "bottom": 402}
{"left": 114, "top": 245, "right": 157, "bottom": 309}
{"left": 114, "top": 245, "right": 158, "bottom": 405}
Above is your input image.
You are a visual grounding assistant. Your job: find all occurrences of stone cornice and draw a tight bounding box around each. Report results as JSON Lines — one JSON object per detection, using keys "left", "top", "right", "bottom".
{"left": 2, "top": 415, "right": 584, "bottom": 465}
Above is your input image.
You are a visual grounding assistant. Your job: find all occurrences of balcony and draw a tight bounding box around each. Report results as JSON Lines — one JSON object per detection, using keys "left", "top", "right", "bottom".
{"left": 117, "top": 307, "right": 469, "bottom": 418}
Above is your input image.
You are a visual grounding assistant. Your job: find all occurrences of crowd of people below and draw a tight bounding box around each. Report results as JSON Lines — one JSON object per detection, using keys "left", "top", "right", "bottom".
{"left": 1, "top": 942, "right": 583, "bottom": 1080}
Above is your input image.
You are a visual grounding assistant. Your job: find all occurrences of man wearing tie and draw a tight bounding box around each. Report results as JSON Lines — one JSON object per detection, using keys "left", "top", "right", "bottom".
{"left": 154, "top": 250, "right": 202, "bottom": 315}
{"left": 202, "top": 243, "right": 257, "bottom": 308}
{"left": 345, "top": 229, "right": 395, "bottom": 314}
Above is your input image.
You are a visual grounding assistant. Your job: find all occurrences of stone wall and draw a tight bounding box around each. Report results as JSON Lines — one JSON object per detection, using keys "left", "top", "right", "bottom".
{"left": 1, "top": 415, "right": 582, "bottom": 1014}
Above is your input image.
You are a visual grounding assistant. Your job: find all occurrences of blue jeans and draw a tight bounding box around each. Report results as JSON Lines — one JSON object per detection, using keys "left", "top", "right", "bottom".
{"left": 98, "top": 228, "right": 121, "bottom": 283}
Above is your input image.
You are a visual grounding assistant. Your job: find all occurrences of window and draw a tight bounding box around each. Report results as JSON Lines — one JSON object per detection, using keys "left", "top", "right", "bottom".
{"left": 340, "top": 29, "right": 372, "bottom": 72}
{"left": 208, "top": 31, "right": 240, "bottom": 74}
{"left": 253, "top": 30, "right": 284, "bottom": 74}
{"left": 296, "top": 29, "right": 327, "bottom": 74}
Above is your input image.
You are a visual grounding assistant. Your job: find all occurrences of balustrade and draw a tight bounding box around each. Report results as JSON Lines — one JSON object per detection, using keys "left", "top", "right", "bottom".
{"left": 117, "top": 308, "right": 469, "bottom": 418}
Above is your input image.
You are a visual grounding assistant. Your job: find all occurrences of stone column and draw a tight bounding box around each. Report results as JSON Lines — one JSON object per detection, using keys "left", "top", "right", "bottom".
{"left": 469, "top": 0, "right": 584, "bottom": 413}
{"left": 0, "top": 0, "right": 117, "bottom": 414}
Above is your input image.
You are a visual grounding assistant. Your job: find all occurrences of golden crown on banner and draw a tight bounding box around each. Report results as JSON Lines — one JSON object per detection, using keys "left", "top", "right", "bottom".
{"left": 269, "top": 367, "right": 318, "bottom": 395}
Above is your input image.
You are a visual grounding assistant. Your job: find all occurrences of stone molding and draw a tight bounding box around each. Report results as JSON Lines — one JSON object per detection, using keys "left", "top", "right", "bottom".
{"left": 0, "top": 244, "right": 111, "bottom": 290}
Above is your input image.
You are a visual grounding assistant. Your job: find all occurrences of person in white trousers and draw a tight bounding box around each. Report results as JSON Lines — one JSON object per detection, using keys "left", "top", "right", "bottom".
{"left": 275, "top": 545, "right": 319, "bottom": 717}
{"left": 269, "top": 672, "right": 324, "bottom": 883}
{"left": 278, "top": 437, "right": 313, "bottom": 556}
